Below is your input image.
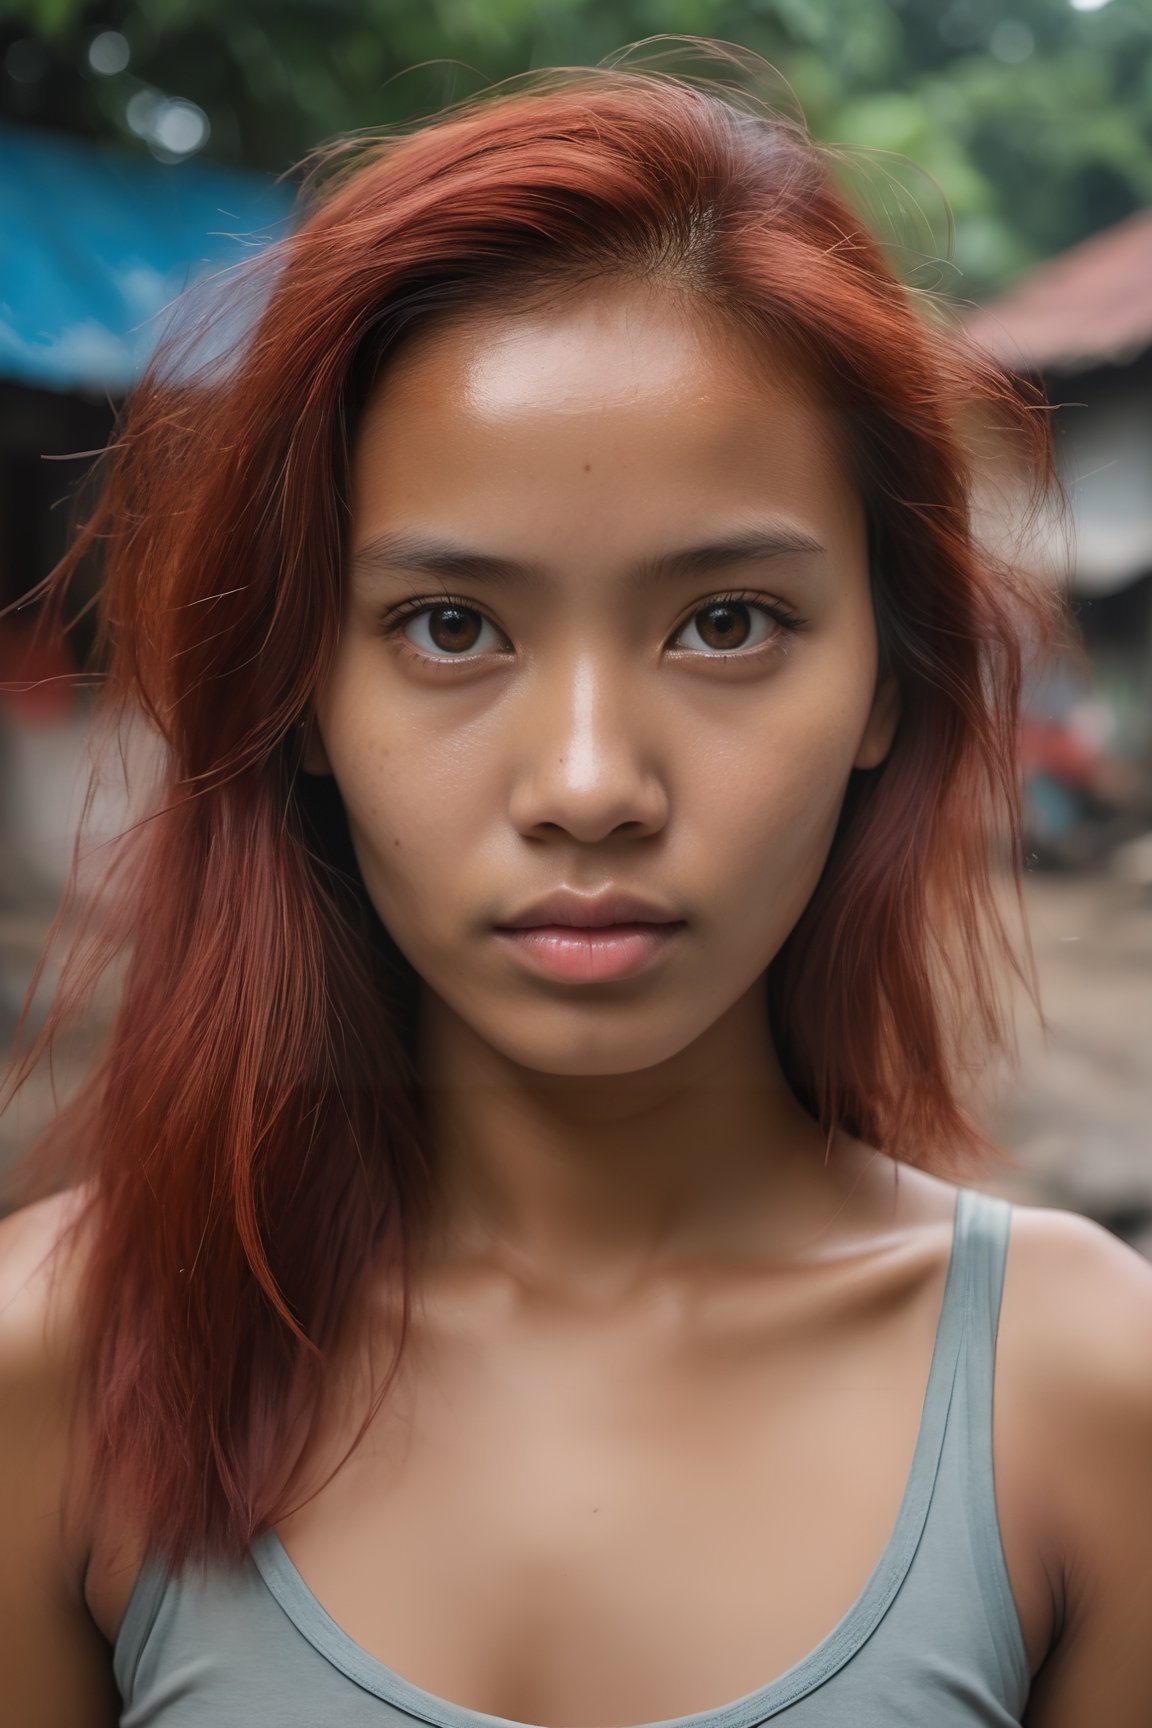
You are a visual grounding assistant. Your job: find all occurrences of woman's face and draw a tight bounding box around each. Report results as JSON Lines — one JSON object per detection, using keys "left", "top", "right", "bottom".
{"left": 305, "top": 282, "right": 898, "bottom": 1078}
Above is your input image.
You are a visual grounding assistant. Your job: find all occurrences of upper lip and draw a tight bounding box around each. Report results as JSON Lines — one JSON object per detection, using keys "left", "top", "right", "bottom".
{"left": 496, "top": 890, "right": 686, "bottom": 929}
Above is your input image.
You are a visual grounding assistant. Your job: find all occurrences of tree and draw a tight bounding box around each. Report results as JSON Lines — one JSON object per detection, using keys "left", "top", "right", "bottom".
{"left": 2, "top": 0, "right": 1151, "bottom": 296}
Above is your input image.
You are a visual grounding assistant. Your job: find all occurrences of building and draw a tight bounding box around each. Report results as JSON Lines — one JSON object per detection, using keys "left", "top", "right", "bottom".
{"left": 965, "top": 206, "right": 1152, "bottom": 862}
{"left": 0, "top": 122, "right": 291, "bottom": 889}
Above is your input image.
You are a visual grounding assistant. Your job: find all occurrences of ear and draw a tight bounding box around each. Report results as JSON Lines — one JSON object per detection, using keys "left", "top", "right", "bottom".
{"left": 299, "top": 713, "right": 333, "bottom": 777}
{"left": 854, "top": 671, "right": 900, "bottom": 771}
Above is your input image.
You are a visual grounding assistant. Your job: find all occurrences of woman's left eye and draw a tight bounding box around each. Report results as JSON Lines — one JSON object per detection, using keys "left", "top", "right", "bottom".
{"left": 671, "top": 595, "right": 803, "bottom": 656}
{"left": 379, "top": 591, "right": 804, "bottom": 666}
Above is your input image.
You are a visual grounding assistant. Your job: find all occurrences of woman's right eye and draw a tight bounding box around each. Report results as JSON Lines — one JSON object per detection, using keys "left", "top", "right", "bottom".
{"left": 383, "top": 600, "right": 509, "bottom": 664}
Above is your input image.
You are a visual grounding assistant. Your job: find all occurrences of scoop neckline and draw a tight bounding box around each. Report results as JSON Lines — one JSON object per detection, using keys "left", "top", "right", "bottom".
{"left": 249, "top": 1187, "right": 975, "bottom": 1728}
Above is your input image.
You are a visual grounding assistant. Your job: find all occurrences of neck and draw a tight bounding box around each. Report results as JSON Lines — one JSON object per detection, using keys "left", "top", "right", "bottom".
{"left": 413, "top": 981, "right": 882, "bottom": 1303}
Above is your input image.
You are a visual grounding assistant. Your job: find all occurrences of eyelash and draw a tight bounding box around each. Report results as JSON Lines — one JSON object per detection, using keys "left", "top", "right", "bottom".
{"left": 376, "top": 590, "right": 807, "bottom": 671}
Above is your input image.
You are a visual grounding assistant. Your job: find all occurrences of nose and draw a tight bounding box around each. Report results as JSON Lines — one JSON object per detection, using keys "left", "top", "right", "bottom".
{"left": 507, "top": 652, "right": 670, "bottom": 844}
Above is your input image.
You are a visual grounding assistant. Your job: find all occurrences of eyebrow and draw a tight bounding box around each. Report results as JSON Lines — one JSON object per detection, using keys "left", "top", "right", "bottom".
{"left": 348, "top": 525, "right": 828, "bottom": 591}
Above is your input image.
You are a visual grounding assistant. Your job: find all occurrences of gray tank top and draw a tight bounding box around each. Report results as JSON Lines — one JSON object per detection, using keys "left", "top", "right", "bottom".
{"left": 113, "top": 1186, "right": 1030, "bottom": 1725}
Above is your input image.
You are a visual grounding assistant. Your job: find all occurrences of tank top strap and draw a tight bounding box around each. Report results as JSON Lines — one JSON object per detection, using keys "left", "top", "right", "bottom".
{"left": 951, "top": 1186, "right": 1013, "bottom": 1430}
{"left": 940, "top": 1186, "right": 1029, "bottom": 1697}
{"left": 870, "top": 1186, "right": 986, "bottom": 1534}
{"left": 877, "top": 1185, "right": 1012, "bottom": 1588}
{"left": 909, "top": 1186, "right": 1011, "bottom": 1451}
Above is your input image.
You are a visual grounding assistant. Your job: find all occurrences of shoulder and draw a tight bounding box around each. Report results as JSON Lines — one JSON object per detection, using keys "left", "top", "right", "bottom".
{"left": 0, "top": 1186, "right": 91, "bottom": 1377}
{"left": 898, "top": 1172, "right": 1152, "bottom": 1424}
{"left": 999, "top": 1200, "right": 1152, "bottom": 1421}
{"left": 995, "top": 1202, "right": 1152, "bottom": 1658}
{"left": 0, "top": 1184, "right": 91, "bottom": 1292}
{"left": 0, "top": 1188, "right": 94, "bottom": 1562}
{"left": 0, "top": 1190, "right": 122, "bottom": 1726}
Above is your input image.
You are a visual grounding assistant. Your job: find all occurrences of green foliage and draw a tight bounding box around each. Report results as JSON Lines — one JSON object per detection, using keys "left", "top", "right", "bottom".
{"left": 3, "top": 0, "right": 1152, "bottom": 296}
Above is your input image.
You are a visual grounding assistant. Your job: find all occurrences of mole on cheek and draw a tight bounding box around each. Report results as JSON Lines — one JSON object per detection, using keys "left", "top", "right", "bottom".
{"left": 583, "top": 462, "right": 592, "bottom": 473}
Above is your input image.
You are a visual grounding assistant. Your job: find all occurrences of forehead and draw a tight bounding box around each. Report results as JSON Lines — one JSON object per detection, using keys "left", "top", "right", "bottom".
{"left": 348, "top": 283, "right": 860, "bottom": 555}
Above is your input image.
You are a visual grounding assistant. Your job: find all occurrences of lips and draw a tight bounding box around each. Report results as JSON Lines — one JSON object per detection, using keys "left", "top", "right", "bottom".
{"left": 493, "top": 920, "right": 685, "bottom": 983}
{"left": 496, "top": 889, "right": 685, "bottom": 931}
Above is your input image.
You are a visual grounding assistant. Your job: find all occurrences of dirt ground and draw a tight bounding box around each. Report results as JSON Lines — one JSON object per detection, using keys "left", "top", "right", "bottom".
{"left": 981, "top": 866, "right": 1152, "bottom": 1254}
{"left": 3, "top": 855, "right": 1150, "bottom": 1251}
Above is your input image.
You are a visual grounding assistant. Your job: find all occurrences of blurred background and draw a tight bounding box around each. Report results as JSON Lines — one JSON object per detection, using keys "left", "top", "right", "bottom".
{"left": 1, "top": 0, "right": 1150, "bottom": 1241}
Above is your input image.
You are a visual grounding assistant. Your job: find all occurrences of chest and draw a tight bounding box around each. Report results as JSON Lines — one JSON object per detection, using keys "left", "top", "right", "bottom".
{"left": 93, "top": 1255, "right": 1053, "bottom": 1724}
{"left": 282, "top": 1396, "right": 913, "bottom": 1720}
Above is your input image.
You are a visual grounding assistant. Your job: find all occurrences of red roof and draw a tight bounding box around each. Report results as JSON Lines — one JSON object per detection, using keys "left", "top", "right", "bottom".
{"left": 963, "top": 204, "right": 1152, "bottom": 373}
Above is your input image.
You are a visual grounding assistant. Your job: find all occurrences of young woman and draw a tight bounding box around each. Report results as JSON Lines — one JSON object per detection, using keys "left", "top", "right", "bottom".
{"left": 3, "top": 50, "right": 1152, "bottom": 1728}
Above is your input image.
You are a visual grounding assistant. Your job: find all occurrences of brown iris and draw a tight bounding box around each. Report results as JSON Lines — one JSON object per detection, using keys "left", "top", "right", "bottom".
{"left": 694, "top": 602, "right": 752, "bottom": 651}
{"left": 427, "top": 606, "right": 483, "bottom": 652}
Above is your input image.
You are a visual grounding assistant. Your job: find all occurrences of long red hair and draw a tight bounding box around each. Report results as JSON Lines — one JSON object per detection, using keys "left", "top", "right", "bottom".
{"left": 3, "top": 49, "right": 1061, "bottom": 1568}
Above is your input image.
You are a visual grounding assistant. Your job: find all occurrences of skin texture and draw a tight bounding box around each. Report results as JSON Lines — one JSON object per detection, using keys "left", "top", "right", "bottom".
{"left": 303, "top": 281, "right": 902, "bottom": 1289}
{"left": 4, "top": 281, "right": 1152, "bottom": 1727}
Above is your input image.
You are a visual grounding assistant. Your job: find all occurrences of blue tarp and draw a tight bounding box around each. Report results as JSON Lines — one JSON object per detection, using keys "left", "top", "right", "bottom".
{"left": 0, "top": 125, "right": 295, "bottom": 395}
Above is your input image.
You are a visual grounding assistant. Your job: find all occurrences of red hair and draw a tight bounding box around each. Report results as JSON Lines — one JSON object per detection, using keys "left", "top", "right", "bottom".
{"left": 3, "top": 49, "right": 1061, "bottom": 1568}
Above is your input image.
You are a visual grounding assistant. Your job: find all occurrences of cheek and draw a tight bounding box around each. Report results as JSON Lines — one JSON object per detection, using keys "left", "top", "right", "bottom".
{"left": 321, "top": 694, "right": 490, "bottom": 928}
{"left": 684, "top": 684, "right": 871, "bottom": 969}
{"left": 695, "top": 686, "right": 869, "bottom": 863}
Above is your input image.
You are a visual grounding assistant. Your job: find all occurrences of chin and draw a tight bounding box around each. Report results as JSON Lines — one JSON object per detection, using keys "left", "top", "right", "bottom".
{"left": 479, "top": 1013, "right": 710, "bottom": 1080}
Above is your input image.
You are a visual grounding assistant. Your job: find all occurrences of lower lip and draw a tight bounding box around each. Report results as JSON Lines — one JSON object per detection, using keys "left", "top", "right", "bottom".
{"left": 493, "top": 922, "right": 686, "bottom": 982}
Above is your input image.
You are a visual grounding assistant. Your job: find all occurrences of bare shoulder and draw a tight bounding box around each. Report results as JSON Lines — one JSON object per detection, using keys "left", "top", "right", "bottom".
{"left": 994, "top": 1201, "right": 1152, "bottom": 1725}
{"left": 0, "top": 1188, "right": 120, "bottom": 1726}
{"left": 999, "top": 1200, "right": 1152, "bottom": 1417}
{"left": 888, "top": 1168, "right": 1152, "bottom": 1411}
{"left": 0, "top": 1186, "right": 91, "bottom": 1359}
{"left": 0, "top": 1186, "right": 95, "bottom": 1567}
